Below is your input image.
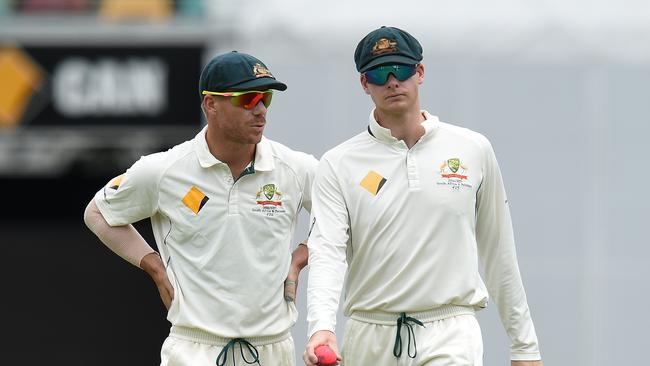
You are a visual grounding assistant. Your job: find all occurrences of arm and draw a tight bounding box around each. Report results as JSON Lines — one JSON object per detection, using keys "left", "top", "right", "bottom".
{"left": 304, "top": 156, "right": 349, "bottom": 362}
{"left": 85, "top": 154, "right": 174, "bottom": 309}
{"left": 84, "top": 199, "right": 174, "bottom": 309}
{"left": 284, "top": 242, "right": 308, "bottom": 302}
{"left": 284, "top": 152, "right": 319, "bottom": 301}
{"left": 475, "top": 138, "right": 541, "bottom": 361}
{"left": 83, "top": 199, "right": 156, "bottom": 267}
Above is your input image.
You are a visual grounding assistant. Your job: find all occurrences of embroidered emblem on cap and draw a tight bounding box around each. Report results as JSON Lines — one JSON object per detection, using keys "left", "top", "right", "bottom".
{"left": 372, "top": 38, "right": 398, "bottom": 55}
{"left": 253, "top": 63, "right": 273, "bottom": 78}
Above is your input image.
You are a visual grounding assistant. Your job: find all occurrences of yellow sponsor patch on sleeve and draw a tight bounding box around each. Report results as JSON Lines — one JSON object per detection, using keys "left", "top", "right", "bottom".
{"left": 182, "top": 186, "right": 209, "bottom": 214}
{"left": 360, "top": 171, "right": 387, "bottom": 196}
{"left": 108, "top": 174, "right": 124, "bottom": 190}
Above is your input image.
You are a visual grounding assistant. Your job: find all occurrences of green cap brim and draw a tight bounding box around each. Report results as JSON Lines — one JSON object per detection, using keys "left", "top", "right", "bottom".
{"left": 360, "top": 55, "right": 419, "bottom": 73}
{"left": 225, "top": 77, "right": 287, "bottom": 92}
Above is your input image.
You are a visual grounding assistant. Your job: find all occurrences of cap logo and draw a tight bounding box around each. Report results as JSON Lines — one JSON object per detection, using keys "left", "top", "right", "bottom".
{"left": 372, "top": 38, "right": 398, "bottom": 55}
{"left": 253, "top": 63, "right": 273, "bottom": 78}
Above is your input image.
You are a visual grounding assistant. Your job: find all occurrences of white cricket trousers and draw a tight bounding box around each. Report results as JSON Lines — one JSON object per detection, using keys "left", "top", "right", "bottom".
{"left": 160, "top": 325, "right": 296, "bottom": 366}
{"left": 341, "top": 305, "right": 483, "bottom": 366}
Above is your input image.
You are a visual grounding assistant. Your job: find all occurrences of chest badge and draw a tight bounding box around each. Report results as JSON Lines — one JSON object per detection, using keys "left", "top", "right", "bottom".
{"left": 438, "top": 158, "right": 472, "bottom": 190}
{"left": 253, "top": 183, "right": 286, "bottom": 216}
{"left": 182, "top": 186, "right": 209, "bottom": 214}
{"left": 360, "top": 170, "right": 387, "bottom": 196}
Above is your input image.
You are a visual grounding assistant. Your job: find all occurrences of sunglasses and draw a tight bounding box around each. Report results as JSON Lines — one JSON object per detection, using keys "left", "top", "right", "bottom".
{"left": 364, "top": 64, "right": 417, "bottom": 85}
{"left": 202, "top": 90, "right": 273, "bottom": 109}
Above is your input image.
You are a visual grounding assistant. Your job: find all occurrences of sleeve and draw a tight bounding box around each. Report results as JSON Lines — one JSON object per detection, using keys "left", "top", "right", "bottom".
{"left": 298, "top": 153, "right": 319, "bottom": 214}
{"left": 93, "top": 154, "right": 162, "bottom": 226}
{"left": 306, "top": 154, "right": 349, "bottom": 338}
{"left": 475, "top": 137, "right": 541, "bottom": 361}
{"left": 83, "top": 199, "right": 156, "bottom": 267}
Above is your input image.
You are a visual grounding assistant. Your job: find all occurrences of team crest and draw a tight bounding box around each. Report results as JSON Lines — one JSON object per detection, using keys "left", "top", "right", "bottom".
{"left": 438, "top": 158, "right": 472, "bottom": 190}
{"left": 372, "top": 38, "right": 398, "bottom": 55}
{"left": 253, "top": 183, "right": 285, "bottom": 216}
{"left": 253, "top": 63, "right": 273, "bottom": 78}
{"left": 263, "top": 184, "right": 277, "bottom": 200}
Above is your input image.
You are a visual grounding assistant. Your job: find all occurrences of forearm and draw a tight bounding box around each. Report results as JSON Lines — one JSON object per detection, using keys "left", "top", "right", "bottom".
{"left": 284, "top": 242, "right": 309, "bottom": 302}
{"left": 83, "top": 199, "right": 156, "bottom": 268}
{"left": 306, "top": 227, "right": 347, "bottom": 337}
{"left": 290, "top": 241, "right": 309, "bottom": 272}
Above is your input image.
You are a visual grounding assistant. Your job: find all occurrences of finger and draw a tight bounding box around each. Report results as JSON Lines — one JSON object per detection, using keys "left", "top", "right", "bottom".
{"left": 161, "top": 291, "right": 171, "bottom": 310}
{"left": 302, "top": 348, "right": 318, "bottom": 366}
{"left": 167, "top": 281, "right": 175, "bottom": 300}
{"left": 331, "top": 345, "right": 342, "bottom": 359}
{"left": 306, "top": 346, "right": 318, "bottom": 363}
{"left": 161, "top": 285, "right": 173, "bottom": 310}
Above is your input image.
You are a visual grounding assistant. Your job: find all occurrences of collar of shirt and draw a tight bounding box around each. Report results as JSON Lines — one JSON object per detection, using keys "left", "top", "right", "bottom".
{"left": 367, "top": 109, "right": 440, "bottom": 145}
{"left": 193, "top": 125, "right": 275, "bottom": 171}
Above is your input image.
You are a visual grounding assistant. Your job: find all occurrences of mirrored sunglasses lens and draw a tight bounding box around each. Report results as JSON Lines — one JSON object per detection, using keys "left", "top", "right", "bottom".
{"left": 261, "top": 92, "right": 272, "bottom": 108}
{"left": 394, "top": 66, "right": 416, "bottom": 81}
{"left": 231, "top": 92, "right": 272, "bottom": 109}
{"left": 366, "top": 65, "right": 416, "bottom": 85}
{"left": 365, "top": 68, "right": 390, "bottom": 85}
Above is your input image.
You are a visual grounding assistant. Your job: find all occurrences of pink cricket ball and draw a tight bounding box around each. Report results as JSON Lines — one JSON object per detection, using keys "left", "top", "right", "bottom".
{"left": 314, "top": 344, "right": 337, "bottom": 365}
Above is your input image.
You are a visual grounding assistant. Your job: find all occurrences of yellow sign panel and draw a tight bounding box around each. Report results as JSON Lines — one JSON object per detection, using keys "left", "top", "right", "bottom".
{"left": 0, "top": 47, "right": 43, "bottom": 128}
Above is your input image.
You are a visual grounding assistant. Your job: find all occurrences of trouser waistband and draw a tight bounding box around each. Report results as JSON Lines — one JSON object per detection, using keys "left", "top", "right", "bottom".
{"left": 350, "top": 304, "right": 475, "bottom": 325}
{"left": 170, "top": 325, "right": 291, "bottom": 347}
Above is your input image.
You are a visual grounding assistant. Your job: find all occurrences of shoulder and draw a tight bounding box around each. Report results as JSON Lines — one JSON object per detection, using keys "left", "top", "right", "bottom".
{"left": 129, "top": 139, "right": 195, "bottom": 180}
{"left": 437, "top": 120, "right": 493, "bottom": 152}
{"left": 264, "top": 137, "right": 319, "bottom": 173}
{"left": 320, "top": 131, "right": 370, "bottom": 165}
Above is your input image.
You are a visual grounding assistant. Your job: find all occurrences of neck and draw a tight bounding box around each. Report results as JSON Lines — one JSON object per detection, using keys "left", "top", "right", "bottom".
{"left": 374, "top": 107, "right": 426, "bottom": 148}
{"left": 204, "top": 128, "right": 256, "bottom": 177}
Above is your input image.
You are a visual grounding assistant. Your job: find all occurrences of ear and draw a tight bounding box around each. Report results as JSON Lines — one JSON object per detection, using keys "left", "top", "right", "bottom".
{"left": 360, "top": 74, "right": 371, "bottom": 95}
{"left": 416, "top": 64, "right": 425, "bottom": 85}
{"left": 203, "top": 95, "right": 218, "bottom": 113}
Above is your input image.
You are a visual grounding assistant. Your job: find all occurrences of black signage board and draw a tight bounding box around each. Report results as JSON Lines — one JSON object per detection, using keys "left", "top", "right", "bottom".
{"left": 20, "top": 45, "right": 203, "bottom": 127}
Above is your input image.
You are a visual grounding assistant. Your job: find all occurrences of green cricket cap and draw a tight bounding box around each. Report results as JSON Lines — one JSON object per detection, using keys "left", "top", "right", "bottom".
{"left": 354, "top": 26, "right": 423, "bottom": 73}
{"left": 199, "top": 51, "right": 287, "bottom": 94}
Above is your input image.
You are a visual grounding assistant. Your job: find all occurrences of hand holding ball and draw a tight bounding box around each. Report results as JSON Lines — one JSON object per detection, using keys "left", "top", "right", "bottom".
{"left": 314, "top": 345, "right": 337, "bottom": 365}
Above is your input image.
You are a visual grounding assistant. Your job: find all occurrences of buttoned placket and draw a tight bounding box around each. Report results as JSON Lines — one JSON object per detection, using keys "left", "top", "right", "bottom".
{"left": 223, "top": 167, "right": 239, "bottom": 215}
{"left": 224, "top": 163, "right": 257, "bottom": 216}
{"left": 406, "top": 148, "right": 420, "bottom": 191}
{"left": 395, "top": 140, "right": 421, "bottom": 192}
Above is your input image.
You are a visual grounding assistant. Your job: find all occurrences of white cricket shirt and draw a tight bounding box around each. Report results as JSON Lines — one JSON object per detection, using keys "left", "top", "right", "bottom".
{"left": 95, "top": 126, "right": 317, "bottom": 338}
{"left": 307, "top": 110, "right": 540, "bottom": 360}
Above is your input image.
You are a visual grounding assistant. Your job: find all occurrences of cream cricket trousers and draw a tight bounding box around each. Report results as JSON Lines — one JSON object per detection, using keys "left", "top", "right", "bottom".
{"left": 342, "top": 305, "right": 483, "bottom": 366}
{"left": 160, "top": 325, "right": 296, "bottom": 366}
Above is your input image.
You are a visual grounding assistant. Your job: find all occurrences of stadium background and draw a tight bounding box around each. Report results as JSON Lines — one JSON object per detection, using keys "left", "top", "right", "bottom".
{"left": 1, "top": 1, "right": 649, "bottom": 365}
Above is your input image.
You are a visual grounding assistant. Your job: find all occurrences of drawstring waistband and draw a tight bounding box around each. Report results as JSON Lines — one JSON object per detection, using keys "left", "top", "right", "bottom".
{"left": 170, "top": 325, "right": 291, "bottom": 366}
{"left": 350, "top": 304, "right": 474, "bottom": 325}
{"left": 349, "top": 305, "right": 475, "bottom": 360}
{"left": 393, "top": 312, "right": 424, "bottom": 358}
{"left": 216, "top": 338, "right": 260, "bottom": 366}
{"left": 170, "top": 325, "right": 290, "bottom": 346}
